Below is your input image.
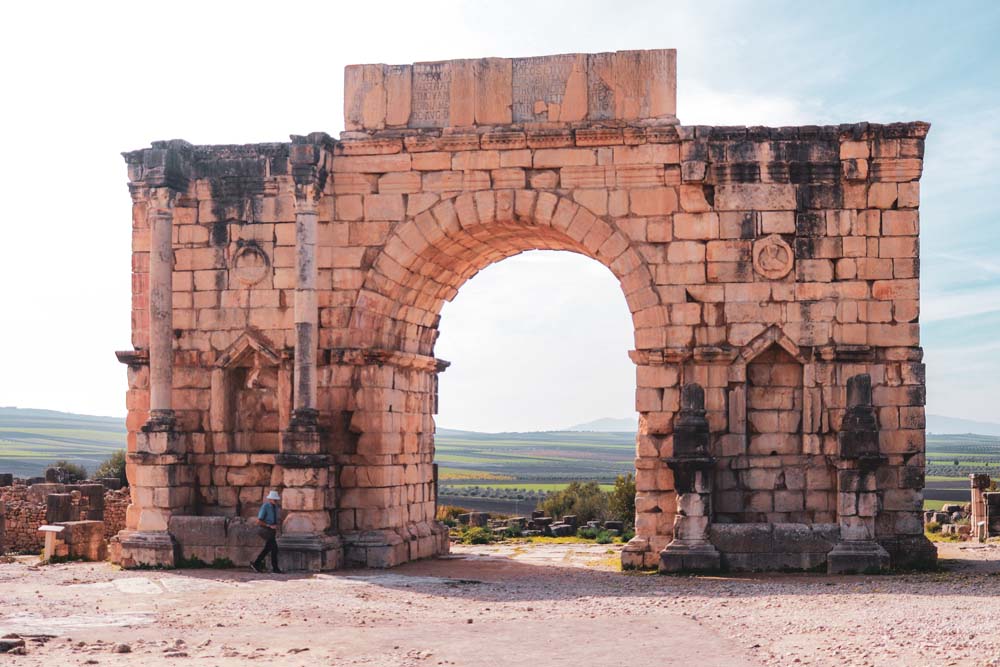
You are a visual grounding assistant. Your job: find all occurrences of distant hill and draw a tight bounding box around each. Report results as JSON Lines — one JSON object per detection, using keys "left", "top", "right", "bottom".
{"left": 562, "top": 414, "right": 1000, "bottom": 437}
{"left": 0, "top": 407, "right": 125, "bottom": 478}
{"left": 927, "top": 414, "right": 1000, "bottom": 436}
{"left": 564, "top": 417, "right": 638, "bottom": 432}
{"left": 4, "top": 405, "right": 999, "bottom": 483}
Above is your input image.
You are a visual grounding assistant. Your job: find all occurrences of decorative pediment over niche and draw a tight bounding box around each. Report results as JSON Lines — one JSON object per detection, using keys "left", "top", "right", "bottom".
{"left": 737, "top": 325, "right": 806, "bottom": 365}
{"left": 215, "top": 329, "right": 281, "bottom": 369}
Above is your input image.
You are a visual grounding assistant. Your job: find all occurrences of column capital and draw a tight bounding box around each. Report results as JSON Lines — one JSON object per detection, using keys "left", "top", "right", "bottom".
{"left": 147, "top": 186, "right": 178, "bottom": 214}
{"left": 290, "top": 133, "right": 333, "bottom": 202}
{"left": 122, "top": 139, "right": 194, "bottom": 192}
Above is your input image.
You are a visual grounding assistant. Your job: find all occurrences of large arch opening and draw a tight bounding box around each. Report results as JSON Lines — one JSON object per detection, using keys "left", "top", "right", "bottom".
{"left": 342, "top": 192, "right": 674, "bottom": 566}
{"left": 433, "top": 249, "right": 636, "bottom": 517}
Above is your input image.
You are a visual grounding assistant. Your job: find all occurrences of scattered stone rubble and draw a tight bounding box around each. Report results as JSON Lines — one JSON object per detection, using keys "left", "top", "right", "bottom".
{"left": 920, "top": 474, "right": 1000, "bottom": 541}
{"left": 456, "top": 510, "right": 625, "bottom": 538}
{"left": 0, "top": 471, "right": 128, "bottom": 557}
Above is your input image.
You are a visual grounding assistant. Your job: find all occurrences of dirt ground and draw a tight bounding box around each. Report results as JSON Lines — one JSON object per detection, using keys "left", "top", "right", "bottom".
{"left": 1, "top": 541, "right": 1000, "bottom": 666}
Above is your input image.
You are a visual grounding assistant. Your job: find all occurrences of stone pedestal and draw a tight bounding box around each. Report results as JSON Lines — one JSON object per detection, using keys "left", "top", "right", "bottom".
{"left": 829, "top": 373, "right": 891, "bottom": 574}
{"left": 659, "top": 461, "right": 721, "bottom": 573}
{"left": 274, "top": 451, "right": 339, "bottom": 571}
{"left": 112, "top": 530, "right": 178, "bottom": 568}
{"left": 659, "top": 539, "right": 722, "bottom": 572}
{"left": 827, "top": 540, "right": 890, "bottom": 574}
{"left": 277, "top": 533, "right": 343, "bottom": 572}
{"left": 342, "top": 529, "right": 410, "bottom": 568}
{"left": 115, "top": 430, "right": 192, "bottom": 568}
{"left": 659, "top": 384, "right": 721, "bottom": 573}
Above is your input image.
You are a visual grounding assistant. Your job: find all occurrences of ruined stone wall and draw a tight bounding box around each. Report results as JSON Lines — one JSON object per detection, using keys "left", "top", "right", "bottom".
{"left": 103, "top": 489, "right": 129, "bottom": 541}
{"left": 0, "top": 486, "right": 47, "bottom": 553}
{"left": 0, "top": 485, "right": 128, "bottom": 554}
{"left": 117, "top": 49, "right": 932, "bottom": 572}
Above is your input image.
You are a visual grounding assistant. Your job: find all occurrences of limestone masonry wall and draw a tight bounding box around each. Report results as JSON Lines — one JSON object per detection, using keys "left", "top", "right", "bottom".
{"left": 114, "top": 49, "right": 934, "bottom": 573}
{"left": 0, "top": 484, "right": 128, "bottom": 554}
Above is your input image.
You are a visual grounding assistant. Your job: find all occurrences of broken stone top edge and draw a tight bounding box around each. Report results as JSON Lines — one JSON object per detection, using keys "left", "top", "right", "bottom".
{"left": 346, "top": 48, "right": 678, "bottom": 70}
{"left": 125, "top": 120, "right": 931, "bottom": 163}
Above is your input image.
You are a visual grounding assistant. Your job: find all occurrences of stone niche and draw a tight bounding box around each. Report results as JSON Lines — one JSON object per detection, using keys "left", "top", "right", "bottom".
{"left": 202, "top": 331, "right": 291, "bottom": 517}
{"left": 716, "top": 335, "right": 837, "bottom": 525}
{"left": 747, "top": 345, "right": 803, "bottom": 457}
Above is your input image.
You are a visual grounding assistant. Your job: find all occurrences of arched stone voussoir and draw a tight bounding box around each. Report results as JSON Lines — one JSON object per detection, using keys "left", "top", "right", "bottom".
{"left": 353, "top": 193, "right": 662, "bottom": 354}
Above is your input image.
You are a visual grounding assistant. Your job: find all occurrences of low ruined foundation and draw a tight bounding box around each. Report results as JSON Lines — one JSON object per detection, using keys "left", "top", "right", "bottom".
{"left": 113, "top": 48, "right": 934, "bottom": 573}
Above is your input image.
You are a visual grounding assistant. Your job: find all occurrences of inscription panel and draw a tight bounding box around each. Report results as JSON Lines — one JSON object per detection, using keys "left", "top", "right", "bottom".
{"left": 512, "top": 55, "right": 576, "bottom": 122}
{"left": 587, "top": 53, "right": 616, "bottom": 121}
{"left": 411, "top": 63, "right": 452, "bottom": 129}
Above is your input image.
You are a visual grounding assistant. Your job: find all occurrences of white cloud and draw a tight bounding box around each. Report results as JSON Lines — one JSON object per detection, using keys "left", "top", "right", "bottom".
{"left": 680, "top": 82, "right": 820, "bottom": 127}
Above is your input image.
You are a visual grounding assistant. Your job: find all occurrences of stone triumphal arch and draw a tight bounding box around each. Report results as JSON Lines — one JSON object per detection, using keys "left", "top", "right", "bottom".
{"left": 113, "top": 49, "right": 935, "bottom": 573}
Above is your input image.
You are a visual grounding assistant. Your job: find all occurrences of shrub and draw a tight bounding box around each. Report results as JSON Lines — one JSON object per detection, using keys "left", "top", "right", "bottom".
{"left": 595, "top": 531, "right": 613, "bottom": 545}
{"left": 504, "top": 523, "right": 523, "bottom": 538}
{"left": 461, "top": 526, "right": 493, "bottom": 544}
{"left": 436, "top": 505, "right": 468, "bottom": 527}
{"left": 925, "top": 521, "right": 942, "bottom": 534}
{"left": 608, "top": 473, "right": 636, "bottom": 528}
{"left": 47, "top": 460, "right": 87, "bottom": 482}
{"left": 577, "top": 526, "right": 600, "bottom": 540}
{"left": 619, "top": 529, "right": 636, "bottom": 543}
{"left": 94, "top": 450, "right": 127, "bottom": 486}
{"left": 537, "top": 481, "right": 608, "bottom": 524}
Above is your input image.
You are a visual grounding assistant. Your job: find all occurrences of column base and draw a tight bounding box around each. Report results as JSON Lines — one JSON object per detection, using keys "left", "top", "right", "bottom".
{"left": 280, "top": 413, "right": 322, "bottom": 455}
{"left": 276, "top": 533, "right": 343, "bottom": 572}
{"left": 111, "top": 530, "right": 177, "bottom": 568}
{"left": 143, "top": 409, "right": 176, "bottom": 432}
{"left": 341, "top": 524, "right": 449, "bottom": 568}
{"left": 658, "top": 539, "right": 721, "bottom": 573}
{"left": 826, "top": 540, "right": 890, "bottom": 574}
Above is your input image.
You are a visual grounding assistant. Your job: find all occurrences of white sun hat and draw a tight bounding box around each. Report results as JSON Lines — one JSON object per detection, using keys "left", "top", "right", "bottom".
{"left": 267, "top": 490, "right": 281, "bottom": 500}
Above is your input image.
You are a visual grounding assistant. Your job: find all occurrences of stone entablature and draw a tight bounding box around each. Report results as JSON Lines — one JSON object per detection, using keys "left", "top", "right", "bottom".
{"left": 114, "top": 49, "right": 934, "bottom": 573}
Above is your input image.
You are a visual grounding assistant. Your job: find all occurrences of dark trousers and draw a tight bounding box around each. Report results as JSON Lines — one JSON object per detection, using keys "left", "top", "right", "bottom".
{"left": 255, "top": 527, "right": 279, "bottom": 570}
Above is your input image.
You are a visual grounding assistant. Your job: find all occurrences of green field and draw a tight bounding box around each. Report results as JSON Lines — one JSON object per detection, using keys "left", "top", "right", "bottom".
{"left": 435, "top": 428, "right": 634, "bottom": 487}
{"left": 454, "top": 482, "right": 616, "bottom": 492}
{"left": 0, "top": 407, "right": 125, "bottom": 478}
{"left": 3, "top": 404, "right": 999, "bottom": 514}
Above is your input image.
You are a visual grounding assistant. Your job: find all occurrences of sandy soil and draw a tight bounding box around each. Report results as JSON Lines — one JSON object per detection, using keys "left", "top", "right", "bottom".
{"left": 1, "top": 541, "right": 999, "bottom": 666}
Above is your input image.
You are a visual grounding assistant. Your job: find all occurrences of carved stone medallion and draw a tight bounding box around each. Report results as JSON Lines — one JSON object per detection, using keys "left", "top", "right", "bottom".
{"left": 752, "top": 234, "right": 794, "bottom": 280}
{"left": 231, "top": 245, "right": 270, "bottom": 286}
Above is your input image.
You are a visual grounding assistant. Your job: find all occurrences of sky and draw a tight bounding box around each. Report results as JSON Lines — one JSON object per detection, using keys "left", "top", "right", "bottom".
{"left": 0, "top": 1, "right": 997, "bottom": 431}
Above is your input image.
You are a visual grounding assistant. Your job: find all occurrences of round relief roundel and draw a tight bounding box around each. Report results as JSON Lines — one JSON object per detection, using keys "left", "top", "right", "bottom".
{"left": 752, "top": 234, "right": 794, "bottom": 280}
{"left": 231, "top": 245, "right": 271, "bottom": 286}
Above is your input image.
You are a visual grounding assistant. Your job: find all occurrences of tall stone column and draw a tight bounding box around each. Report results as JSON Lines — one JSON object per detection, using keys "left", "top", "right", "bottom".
{"left": 970, "top": 474, "right": 990, "bottom": 541}
{"left": 292, "top": 194, "right": 318, "bottom": 420}
{"left": 118, "top": 183, "right": 192, "bottom": 568}
{"left": 659, "top": 384, "right": 721, "bottom": 572}
{"left": 828, "top": 374, "right": 890, "bottom": 574}
{"left": 282, "top": 136, "right": 324, "bottom": 455}
{"left": 147, "top": 187, "right": 176, "bottom": 429}
{"left": 275, "top": 134, "right": 341, "bottom": 571}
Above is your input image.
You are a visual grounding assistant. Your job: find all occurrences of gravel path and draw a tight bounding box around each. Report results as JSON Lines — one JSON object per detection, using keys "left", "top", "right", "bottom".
{"left": 1, "top": 542, "right": 998, "bottom": 666}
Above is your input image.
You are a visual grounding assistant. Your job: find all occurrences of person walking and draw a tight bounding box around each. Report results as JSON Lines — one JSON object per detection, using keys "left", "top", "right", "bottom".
{"left": 252, "top": 490, "right": 283, "bottom": 573}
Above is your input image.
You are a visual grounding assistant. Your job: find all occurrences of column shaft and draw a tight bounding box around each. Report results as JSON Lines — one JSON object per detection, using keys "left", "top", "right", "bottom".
{"left": 293, "top": 200, "right": 318, "bottom": 415}
{"left": 148, "top": 192, "right": 175, "bottom": 421}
